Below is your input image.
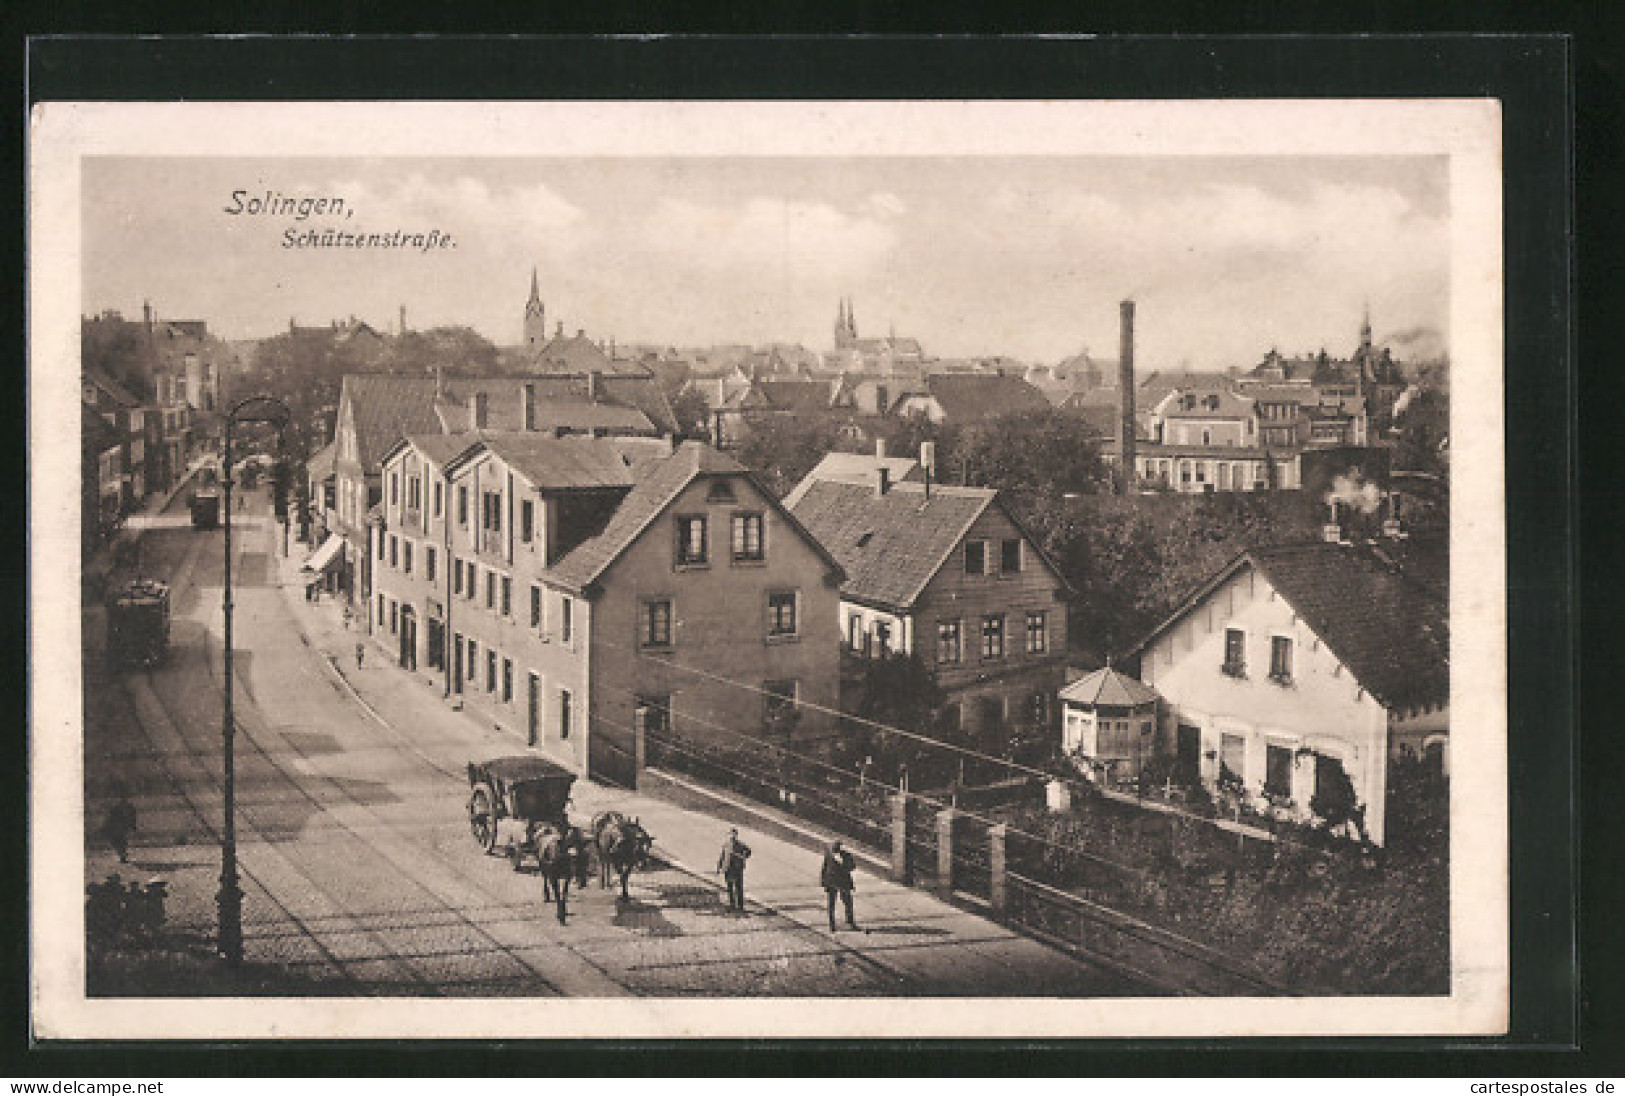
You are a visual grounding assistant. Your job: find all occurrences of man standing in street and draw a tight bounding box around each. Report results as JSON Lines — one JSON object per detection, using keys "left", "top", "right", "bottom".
{"left": 821, "top": 840, "right": 859, "bottom": 932}
{"left": 355, "top": 641, "right": 365, "bottom": 670}
{"left": 716, "top": 827, "right": 751, "bottom": 913}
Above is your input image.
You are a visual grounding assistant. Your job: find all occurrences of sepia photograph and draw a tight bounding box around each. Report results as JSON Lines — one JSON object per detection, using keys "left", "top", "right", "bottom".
{"left": 30, "top": 98, "right": 1508, "bottom": 1040}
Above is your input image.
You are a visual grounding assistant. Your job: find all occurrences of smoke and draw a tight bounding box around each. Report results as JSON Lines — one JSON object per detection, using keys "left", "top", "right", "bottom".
{"left": 1325, "top": 473, "right": 1382, "bottom": 515}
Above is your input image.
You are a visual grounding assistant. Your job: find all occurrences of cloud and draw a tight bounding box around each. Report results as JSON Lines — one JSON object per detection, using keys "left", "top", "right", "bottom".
{"left": 637, "top": 195, "right": 899, "bottom": 277}
{"left": 329, "top": 173, "right": 589, "bottom": 254}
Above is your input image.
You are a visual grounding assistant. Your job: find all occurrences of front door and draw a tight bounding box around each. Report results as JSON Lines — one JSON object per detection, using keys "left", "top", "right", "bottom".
{"left": 1176, "top": 723, "right": 1202, "bottom": 786}
{"left": 527, "top": 672, "right": 540, "bottom": 746}
{"left": 452, "top": 632, "right": 464, "bottom": 694}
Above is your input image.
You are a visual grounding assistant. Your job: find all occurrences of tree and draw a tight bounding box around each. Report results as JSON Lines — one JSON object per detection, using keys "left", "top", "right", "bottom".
{"left": 669, "top": 388, "right": 713, "bottom": 442}
{"left": 1306, "top": 751, "right": 1370, "bottom": 843}
{"left": 954, "top": 406, "right": 1109, "bottom": 503}
{"left": 736, "top": 414, "right": 846, "bottom": 498}
{"left": 1393, "top": 388, "right": 1449, "bottom": 477}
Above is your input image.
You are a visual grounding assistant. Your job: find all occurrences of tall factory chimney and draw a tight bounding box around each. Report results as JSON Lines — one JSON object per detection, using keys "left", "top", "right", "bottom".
{"left": 1117, "top": 299, "right": 1137, "bottom": 495}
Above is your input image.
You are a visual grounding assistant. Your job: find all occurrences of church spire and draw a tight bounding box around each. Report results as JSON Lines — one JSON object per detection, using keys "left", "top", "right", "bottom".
{"left": 1359, "top": 299, "right": 1373, "bottom": 351}
{"left": 524, "top": 267, "right": 546, "bottom": 349}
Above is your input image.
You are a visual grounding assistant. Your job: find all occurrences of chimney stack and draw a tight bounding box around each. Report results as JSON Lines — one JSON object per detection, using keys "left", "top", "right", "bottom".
{"left": 875, "top": 437, "right": 887, "bottom": 460}
{"left": 1323, "top": 500, "right": 1343, "bottom": 543}
{"left": 875, "top": 467, "right": 891, "bottom": 497}
{"left": 587, "top": 370, "right": 602, "bottom": 403}
{"left": 522, "top": 382, "right": 537, "bottom": 431}
{"left": 1381, "top": 492, "right": 1404, "bottom": 538}
{"left": 434, "top": 365, "right": 444, "bottom": 399}
{"left": 920, "top": 441, "right": 936, "bottom": 498}
{"left": 471, "top": 391, "right": 489, "bottom": 431}
{"left": 399, "top": 304, "right": 407, "bottom": 335}
{"left": 1118, "top": 299, "right": 1137, "bottom": 495}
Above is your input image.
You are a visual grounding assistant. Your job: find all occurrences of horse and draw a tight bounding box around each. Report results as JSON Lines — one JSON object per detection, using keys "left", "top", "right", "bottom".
{"left": 590, "top": 811, "right": 653, "bottom": 902}
{"left": 527, "top": 821, "right": 589, "bottom": 924}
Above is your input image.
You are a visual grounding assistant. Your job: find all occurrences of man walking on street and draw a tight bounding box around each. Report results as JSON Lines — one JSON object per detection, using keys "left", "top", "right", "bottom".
{"left": 716, "top": 827, "right": 751, "bottom": 912}
{"left": 102, "top": 787, "right": 137, "bottom": 864}
{"left": 355, "top": 641, "right": 365, "bottom": 669}
{"left": 821, "top": 840, "right": 859, "bottom": 932}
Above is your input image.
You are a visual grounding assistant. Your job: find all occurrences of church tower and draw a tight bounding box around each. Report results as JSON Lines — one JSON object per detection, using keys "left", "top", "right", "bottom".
{"left": 834, "top": 297, "right": 859, "bottom": 350}
{"left": 524, "top": 267, "right": 547, "bottom": 350}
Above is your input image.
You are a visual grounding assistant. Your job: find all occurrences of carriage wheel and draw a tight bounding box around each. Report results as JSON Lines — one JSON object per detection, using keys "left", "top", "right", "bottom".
{"left": 468, "top": 788, "right": 497, "bottom": 854}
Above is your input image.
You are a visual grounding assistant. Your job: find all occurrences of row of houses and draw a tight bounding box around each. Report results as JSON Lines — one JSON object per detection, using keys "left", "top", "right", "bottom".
{"left": 81, "top": 306, "right": 232, "bottom": 546}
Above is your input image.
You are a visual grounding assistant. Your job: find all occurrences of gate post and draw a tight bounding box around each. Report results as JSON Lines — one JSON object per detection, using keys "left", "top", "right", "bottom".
{"left": 890, "top": 794, "right": 909, "bottom": 882}
{"left": 935, "top": 807, "right": 956, "bottom": 896}
{"left": 989, "top": 823, "right": 1008, "bottom": 915}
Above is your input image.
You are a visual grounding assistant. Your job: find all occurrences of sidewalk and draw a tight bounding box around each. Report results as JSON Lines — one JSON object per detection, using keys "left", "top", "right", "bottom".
{"left": 270, "top": 525, "right": 1142, "bottom": 995}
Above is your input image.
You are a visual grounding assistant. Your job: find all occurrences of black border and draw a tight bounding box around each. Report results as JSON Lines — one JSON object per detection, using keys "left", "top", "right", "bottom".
{"left": 13, "top": 32, "right": 1585, "bottom": 1076}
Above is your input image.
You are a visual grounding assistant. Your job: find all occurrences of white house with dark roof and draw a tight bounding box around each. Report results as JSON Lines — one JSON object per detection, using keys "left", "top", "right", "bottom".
{"left": 1124, "top": 536, "right": 1448, "bottom": 845}
{"left": 787, "top": 463, "right": 1073, "bottom": 741}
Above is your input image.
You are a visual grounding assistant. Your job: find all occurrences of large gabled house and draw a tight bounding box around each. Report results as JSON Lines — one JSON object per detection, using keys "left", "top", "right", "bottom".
{"left": 371, "top": 435, "right": 846, "bottom": 785}
{"left": 329, "top": 370, "right": 676, "bottom": 617}
{"left": 890, "top": 372, "right": 1051, "bottom": 426}
{"left": 1123, "top": 534, "right": 1448, "bottom": 845}
{"left": 787, "top": 462, "right": 1072, "bottom": 742}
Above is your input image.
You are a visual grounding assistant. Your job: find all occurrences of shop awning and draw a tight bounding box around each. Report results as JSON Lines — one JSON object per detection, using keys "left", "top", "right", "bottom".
{"left": 300, "top": 536, "right": 346, "bottom": 574}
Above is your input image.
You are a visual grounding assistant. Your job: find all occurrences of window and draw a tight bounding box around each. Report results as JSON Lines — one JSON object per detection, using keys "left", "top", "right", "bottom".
{"left": 481, "top": 490, "right": 502, "bottom": 534}
{"left": 559, "top": 689, "right": 572, "bottom": 740}
{"left": 485, "top": 571, "right": 495, "bottom": 609}
{"left": 408, "top": 476, "right": 421, "bottom": 511}
{"left": 389, "top": 535, "right": 398, "bottom": 568}
{"left": 848, "top": 613, "right": 864, "bottom": 651}
{"left": 982, "top": 615, "right": 1005, "bottom": 659}
{"left": 937, "top": 619, "right": 962, "bottom": 665}
{"left": 1223, "top": 628, "right": 1247, "bottom": 676}
{"left": 501, "top": 576, "right": 512, "bottom": 616}
{"left": 377, "top": 530, "right": 385, "bottom": 561}
{"left": 389, "top": 600, "right": 398, "bottom": 634}
{"left": 377, "top": 593, "right": 385, "bottom": 624}
{"left": 731, "top": 512, "right": 765, "bottom": 562}
{"left": 708, "top": 479, "right": 736, "bottom": 503}
{"left": 964, "top": 540, "right": 987, "bottom": 575}
{"left": 486, "top": 650, "right": 497, "bottom": 693}
{"left": 521, "top": 499, "right": 535, "bottom": 543}
{"left": 466, "top": 561, "right": 476, "bottom": 600}
{"left": 763, "top": 679, "right": 798, "bottom": 731}
{"left": 389, "top": 472, "right": 398, "bottom": 506}
{"left": 1265, "top": 743, "right": 1293, "bottom": 798}
{"left": 502, "top": 658, "right": 513, "bottom": 703}
{"left": 874, "top": 621, "right": 892, "bottom": 657}
{"left": 1180, "top": 461, "right": 1192, "bottom": 485}
{"left": 433, "top": 481, "right": 443, "bottom": 517}
{"left": 403, "top": 540, "right": 413, "bottom": 575}
{"left": 767, "top": 591, "right": 797, "bottom": 637}
{"left": 1001, "top": 538, "right": 1022, "bottom": 574}
{"left": 466, "top": 639, "right": 478, "bottom": 683}
{"left": 676, "top": 515, "right": 708, "bottom": 565}
{"left": 457, "top": 485, "right": 468, "bottom": 526}
{"left": 561, "top": 596, "right": 573, "bottom": 644}
{"left": 1270, "top": 636, "right": 1294, "bottom": 683}
{"left": 426, "top": 546, "right": 436, "bottom": 582}
{"left": 530, "top": 585, "right": 542, "bottom": 628}
{"left": 642, "top": 599, "right": 673, "bottom": 648}
{"left": 453, "top": 556, "right": 463, "bottom": 595}
{"left": 1025, "top": 611, "right": 1047, "bottom": 655}
{"left": 1195, "top": 463, "right": 1208, "bottom": 484}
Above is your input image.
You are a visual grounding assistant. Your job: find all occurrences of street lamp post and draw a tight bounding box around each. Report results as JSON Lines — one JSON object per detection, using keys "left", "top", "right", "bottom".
{"left": 218, "top": 395, "right": 289, "bottom": 967}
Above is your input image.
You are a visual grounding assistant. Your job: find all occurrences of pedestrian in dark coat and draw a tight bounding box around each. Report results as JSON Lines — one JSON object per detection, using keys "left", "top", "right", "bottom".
{"left": 820, "top": 840, "right": 859, "bottom": 932}
{"left": 355, "top": 642, "right": 365, "bottom": 669}
{"left": 102, "top": 794, "right": 137, "bottom": 864}
{"left": 716, "top": 828, "right": 751, "bottom": 912}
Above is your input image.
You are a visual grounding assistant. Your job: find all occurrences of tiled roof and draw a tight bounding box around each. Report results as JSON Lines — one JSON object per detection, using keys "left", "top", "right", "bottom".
{"left": 305, "top": 441, "right": 338, "bottom": 478}
{"left": 922, "top": 374, "right": 1051, "bottom": 423}
{"left": 478, "top": 434, "right": 639, "bottom": 491}
{"left": 1161, "top": 389, "right": 1254, "bottom": 419}
{"left": 340, "top": 374, "right": 676, "bottom": 473}
{"left": 756, "top": 380, "right": 834, "bottom": 413}
{"left": 787, "top": 480, "right": 996, "bottom": 609}
{"left": 1059, "top": 666, "right": 1161, "bottom": 708}
{"left": 1131, "top": 539, "right": 1448, "bottom": 710}
{"left": 83, "top": 366, "right": 142, "bottom": 408}
{"left": 547, "top": 442, "right": 744, "bottom": 592}
{"left": 782, "top": 452, "right": 925, "bottom": 509}
{"left": 398, "top": 432, "right": 481, "bottom": 468}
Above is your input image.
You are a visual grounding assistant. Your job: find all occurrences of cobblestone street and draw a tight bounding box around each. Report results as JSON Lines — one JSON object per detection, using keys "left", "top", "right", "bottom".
{"left": 82, "top": 485, "right": 1143, "bottom": 997}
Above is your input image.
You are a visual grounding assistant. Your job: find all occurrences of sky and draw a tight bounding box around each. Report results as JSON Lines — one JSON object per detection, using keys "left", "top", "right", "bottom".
{"left": 81, "top": 155, "right": 1448, "bottom": 369}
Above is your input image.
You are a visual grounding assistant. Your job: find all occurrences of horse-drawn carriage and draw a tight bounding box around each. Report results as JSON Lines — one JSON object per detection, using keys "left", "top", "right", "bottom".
{"left": 465, "top": 756, "right": 655, "bottom": 912}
